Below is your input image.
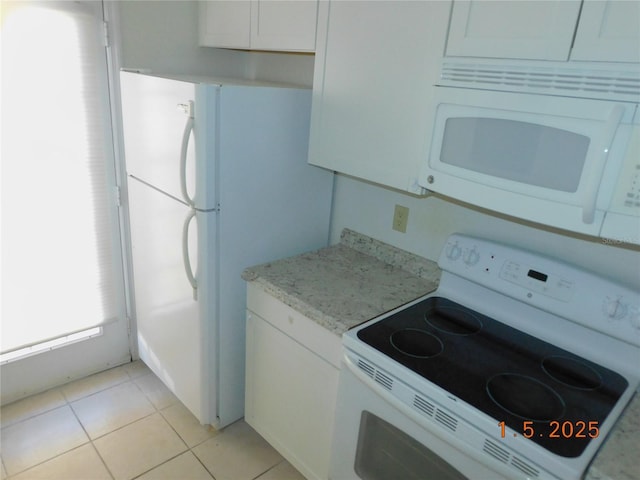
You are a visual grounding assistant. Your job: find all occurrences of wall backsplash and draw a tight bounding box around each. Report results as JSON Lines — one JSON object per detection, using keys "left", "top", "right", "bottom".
{"left": 329, "top": 174, "right": 640, "bottom": 290}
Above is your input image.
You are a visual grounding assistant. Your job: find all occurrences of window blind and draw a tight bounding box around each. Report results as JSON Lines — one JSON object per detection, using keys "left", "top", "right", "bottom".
{"left": 1, "top": 1, "right": 122, "bottom": 354}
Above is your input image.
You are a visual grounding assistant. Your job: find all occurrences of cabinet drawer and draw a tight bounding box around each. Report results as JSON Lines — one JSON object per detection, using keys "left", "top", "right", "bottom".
{"left": 246, "top": 282, "right": 342, "bottom": 368}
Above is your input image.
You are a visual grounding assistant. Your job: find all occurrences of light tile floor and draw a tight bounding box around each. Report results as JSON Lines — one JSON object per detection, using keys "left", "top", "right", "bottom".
{"left": 0, "top": 361, "right": 305, "bottom": 480}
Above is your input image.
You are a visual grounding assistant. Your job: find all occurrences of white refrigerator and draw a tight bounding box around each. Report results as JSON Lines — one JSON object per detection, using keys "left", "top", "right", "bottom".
{"left": 120, "top": 71, "right": 334, "bottom": 427}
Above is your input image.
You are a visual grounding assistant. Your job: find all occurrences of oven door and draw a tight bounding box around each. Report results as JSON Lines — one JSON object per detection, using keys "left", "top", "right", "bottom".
{"left": 330, "top": 354, "right": 511, "bottom": 480}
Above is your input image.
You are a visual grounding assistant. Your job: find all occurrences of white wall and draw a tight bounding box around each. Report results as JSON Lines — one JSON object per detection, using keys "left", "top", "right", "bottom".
{"left": 116, "top": 0, "right": 243, "bottom": 76}
{"left": 116, "top": 0, "right": 314, "bottom": 86}
{"left": 329, "top": 174, "right": 640, "bottom": 290}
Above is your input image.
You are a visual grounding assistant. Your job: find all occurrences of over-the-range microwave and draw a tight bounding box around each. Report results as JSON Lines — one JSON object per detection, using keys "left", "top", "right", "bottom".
{"left": 419, "top": 60, "right": 640, "bottom": 245}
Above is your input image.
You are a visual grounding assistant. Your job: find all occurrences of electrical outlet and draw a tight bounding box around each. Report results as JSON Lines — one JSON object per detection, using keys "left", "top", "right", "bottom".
{"left": 392, "top": 205, "right": 409, "bottom": 233}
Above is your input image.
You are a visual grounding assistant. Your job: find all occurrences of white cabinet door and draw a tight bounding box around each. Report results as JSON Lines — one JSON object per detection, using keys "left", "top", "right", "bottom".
{"left": 308, "top": 1, "right": 451, "bottom": 194}
{"left": 245, "top": 309, "right": 339, "bottom": 480}
{"left": 446, "top": 0, "right": 581, "bottom": 60}
{"left": 199, "top": 1, "right": 251, "bottom": 49}
{"left": 251, "top": 0, "right": 317, "bottom": 52}
{"left": 199, "top": 0, "right": 316, "bottom": 52}
{"left": 571, "top": 0, "right": 640, "bottom": 63}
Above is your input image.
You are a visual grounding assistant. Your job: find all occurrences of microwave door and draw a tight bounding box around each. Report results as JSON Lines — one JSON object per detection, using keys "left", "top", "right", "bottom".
{"left": 419, "top": 89, "right": 636, "bottom": 237}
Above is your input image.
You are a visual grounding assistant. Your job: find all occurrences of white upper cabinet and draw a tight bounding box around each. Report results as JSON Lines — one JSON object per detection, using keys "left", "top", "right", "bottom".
{"left": 446, "top": 0, "right": 639, "bottom": 63}
{"left": 199, "top": 1, "right": 251, "bottom": 49}
{"left": 446, "top": 0, "right": 581, "bottom": 60}
{"left": 251, "top": 0, "right": 317, "bottom": 51}
{"left": 198, "top": 0, "right": 317, "bottom": 52}
{"left": 308, "top": 1, "right": 451, "bottom": 194}
{"left": 571, "top": 0, "right": 640, "bottom": 63}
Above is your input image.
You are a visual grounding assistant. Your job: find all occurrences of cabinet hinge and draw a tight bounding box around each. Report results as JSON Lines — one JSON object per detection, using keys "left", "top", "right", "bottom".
{"left": 115, "top": 186, "right": 122, "bottom": 207}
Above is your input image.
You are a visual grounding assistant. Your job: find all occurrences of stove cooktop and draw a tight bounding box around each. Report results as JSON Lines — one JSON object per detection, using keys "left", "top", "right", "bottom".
{"left": 356, "top": 296, "right": 629, "bottom": 458}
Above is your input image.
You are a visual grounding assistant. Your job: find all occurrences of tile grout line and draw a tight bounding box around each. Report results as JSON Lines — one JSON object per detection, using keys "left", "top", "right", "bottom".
{"left": 1, "top": 363, "right": 288, "bottom": 480}
{"left": 251, "top": 459, "right": 286, "bottom": 480}
{"left": 2, "top": 378, "right": 129, "bottom": 478}
{"left": 66, "top": 388, "right": 116, "bottom": 480}
{"left": 125, "top": 378, "right": 194, "bottom": 480}
{"left": 1, "top": 364, "right": 140, "bottom": 479}
{"left": 88, "top": 442, "right": 116, "bottom": 480}
{"left": 78, "top": 369, "right": 171, "bottom": 480}
{"left": 81, "top": 368, "right": 214, "bottom": 480}
{"left": 2, "top": 401, "right": 83, "bottom": 478}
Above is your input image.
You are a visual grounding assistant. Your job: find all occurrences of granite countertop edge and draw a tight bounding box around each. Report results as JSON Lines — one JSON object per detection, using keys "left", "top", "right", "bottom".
{"left": 242, "top": 228, "right": 441, "bottom": 336}
{"left": 243, "top": 274, "right": 352, "bottom": 335}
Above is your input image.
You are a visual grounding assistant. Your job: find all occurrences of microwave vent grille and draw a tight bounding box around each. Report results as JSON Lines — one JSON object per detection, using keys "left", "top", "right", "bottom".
{"left": 439, "top": 60, "right": 640, "bottom": 102}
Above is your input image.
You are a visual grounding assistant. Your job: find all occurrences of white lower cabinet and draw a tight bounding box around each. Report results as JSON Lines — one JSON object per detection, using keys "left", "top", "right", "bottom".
{"left": 245, "top": 283, "right": 341, "bottom": 480}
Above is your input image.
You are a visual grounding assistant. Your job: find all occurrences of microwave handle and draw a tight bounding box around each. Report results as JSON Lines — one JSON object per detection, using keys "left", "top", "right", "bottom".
{"left": 582, "top": 105, "right": 624, "bottom": 224}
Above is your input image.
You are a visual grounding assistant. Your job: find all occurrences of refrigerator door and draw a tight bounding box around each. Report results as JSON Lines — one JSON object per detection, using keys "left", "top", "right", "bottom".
{"left": 128, "top": 176, "right": 212, "bottom": 423}
{"left": 121, "top": 72, "right": 216, "bottom": 210}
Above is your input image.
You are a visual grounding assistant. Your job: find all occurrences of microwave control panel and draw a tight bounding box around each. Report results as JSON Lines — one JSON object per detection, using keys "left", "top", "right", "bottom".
{"left": 601, "top": 122, "right": 640, "bottom": 246}
{"left": 609, "top": 124, "right": 640, "bottom": 215}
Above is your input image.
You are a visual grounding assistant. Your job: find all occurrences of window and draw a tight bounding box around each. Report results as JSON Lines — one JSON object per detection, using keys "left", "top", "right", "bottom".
{"left": 1, "top": 1, "right": 124, "bottom": 360}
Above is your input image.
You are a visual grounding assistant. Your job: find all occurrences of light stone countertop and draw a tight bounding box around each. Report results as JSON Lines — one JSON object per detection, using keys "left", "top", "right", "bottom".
{"left": 242, "top": 228, "right": 639, "bottom": 480}
{"left": 585, "top": 393, "right": 640, "bottom": 480}
{"left": 242, "top": 228, "right": 441, "bottom": 335}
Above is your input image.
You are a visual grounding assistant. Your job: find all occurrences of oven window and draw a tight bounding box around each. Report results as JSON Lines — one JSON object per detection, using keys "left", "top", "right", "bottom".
{"left": 440, "top": 117, "right": 590, "bottom": 192}
{"left": 354, "top": 411, "right": 468, "bottom": 480}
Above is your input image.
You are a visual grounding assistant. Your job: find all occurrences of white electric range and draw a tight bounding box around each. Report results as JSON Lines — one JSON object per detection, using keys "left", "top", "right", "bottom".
{"left": 330, "top": 233, "right": 640, "bottom": 480}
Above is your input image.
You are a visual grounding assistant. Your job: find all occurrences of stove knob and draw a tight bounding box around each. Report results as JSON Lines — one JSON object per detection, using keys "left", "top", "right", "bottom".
{"left": 603, "top": 297, "right": 628, "bottom": 320}
{"left": 463, "top": 248, "right": 480, "bottom": 266}
{"left": 628, "top": 307, "right": 640, "bottom": 331}
{"left": 446, "top": 242, "right": 462, "bottom": 261}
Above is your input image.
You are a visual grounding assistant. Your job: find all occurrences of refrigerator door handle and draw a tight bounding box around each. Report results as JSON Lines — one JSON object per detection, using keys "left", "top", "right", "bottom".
{"left": 179, "top": 101, "right": 195, "bottom": 207}
{"left": 182, "top": 208, "right": 198, "bottom": 301}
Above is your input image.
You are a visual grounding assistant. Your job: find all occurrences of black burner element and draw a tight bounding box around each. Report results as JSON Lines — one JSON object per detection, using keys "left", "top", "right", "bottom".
{"left": 486, "top": 373, "right": 566, "bottom": 421}
{"left": 424, "top": 305, "right": 482, "bottom": 335}
{"left": 542, "top": 355, "right": 603, "bottom": 390}
{"left": 356, "top": 296, "right": 629, "bottom": 458}
{"left": 390, "top": 329, "right": 443, "bottom": 358}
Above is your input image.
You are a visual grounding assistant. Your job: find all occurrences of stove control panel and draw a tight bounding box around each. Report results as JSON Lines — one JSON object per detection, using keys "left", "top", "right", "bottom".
{"left": 439, "top": 234, "right": 640, "bottom": 347}
{"left": 499, "top": 260, "right": 574, "bottom": 302}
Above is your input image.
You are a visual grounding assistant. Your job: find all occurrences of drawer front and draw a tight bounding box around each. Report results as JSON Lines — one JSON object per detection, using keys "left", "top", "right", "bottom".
{"left": 246, "top": 282, "right": 342, "bottom": 368}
